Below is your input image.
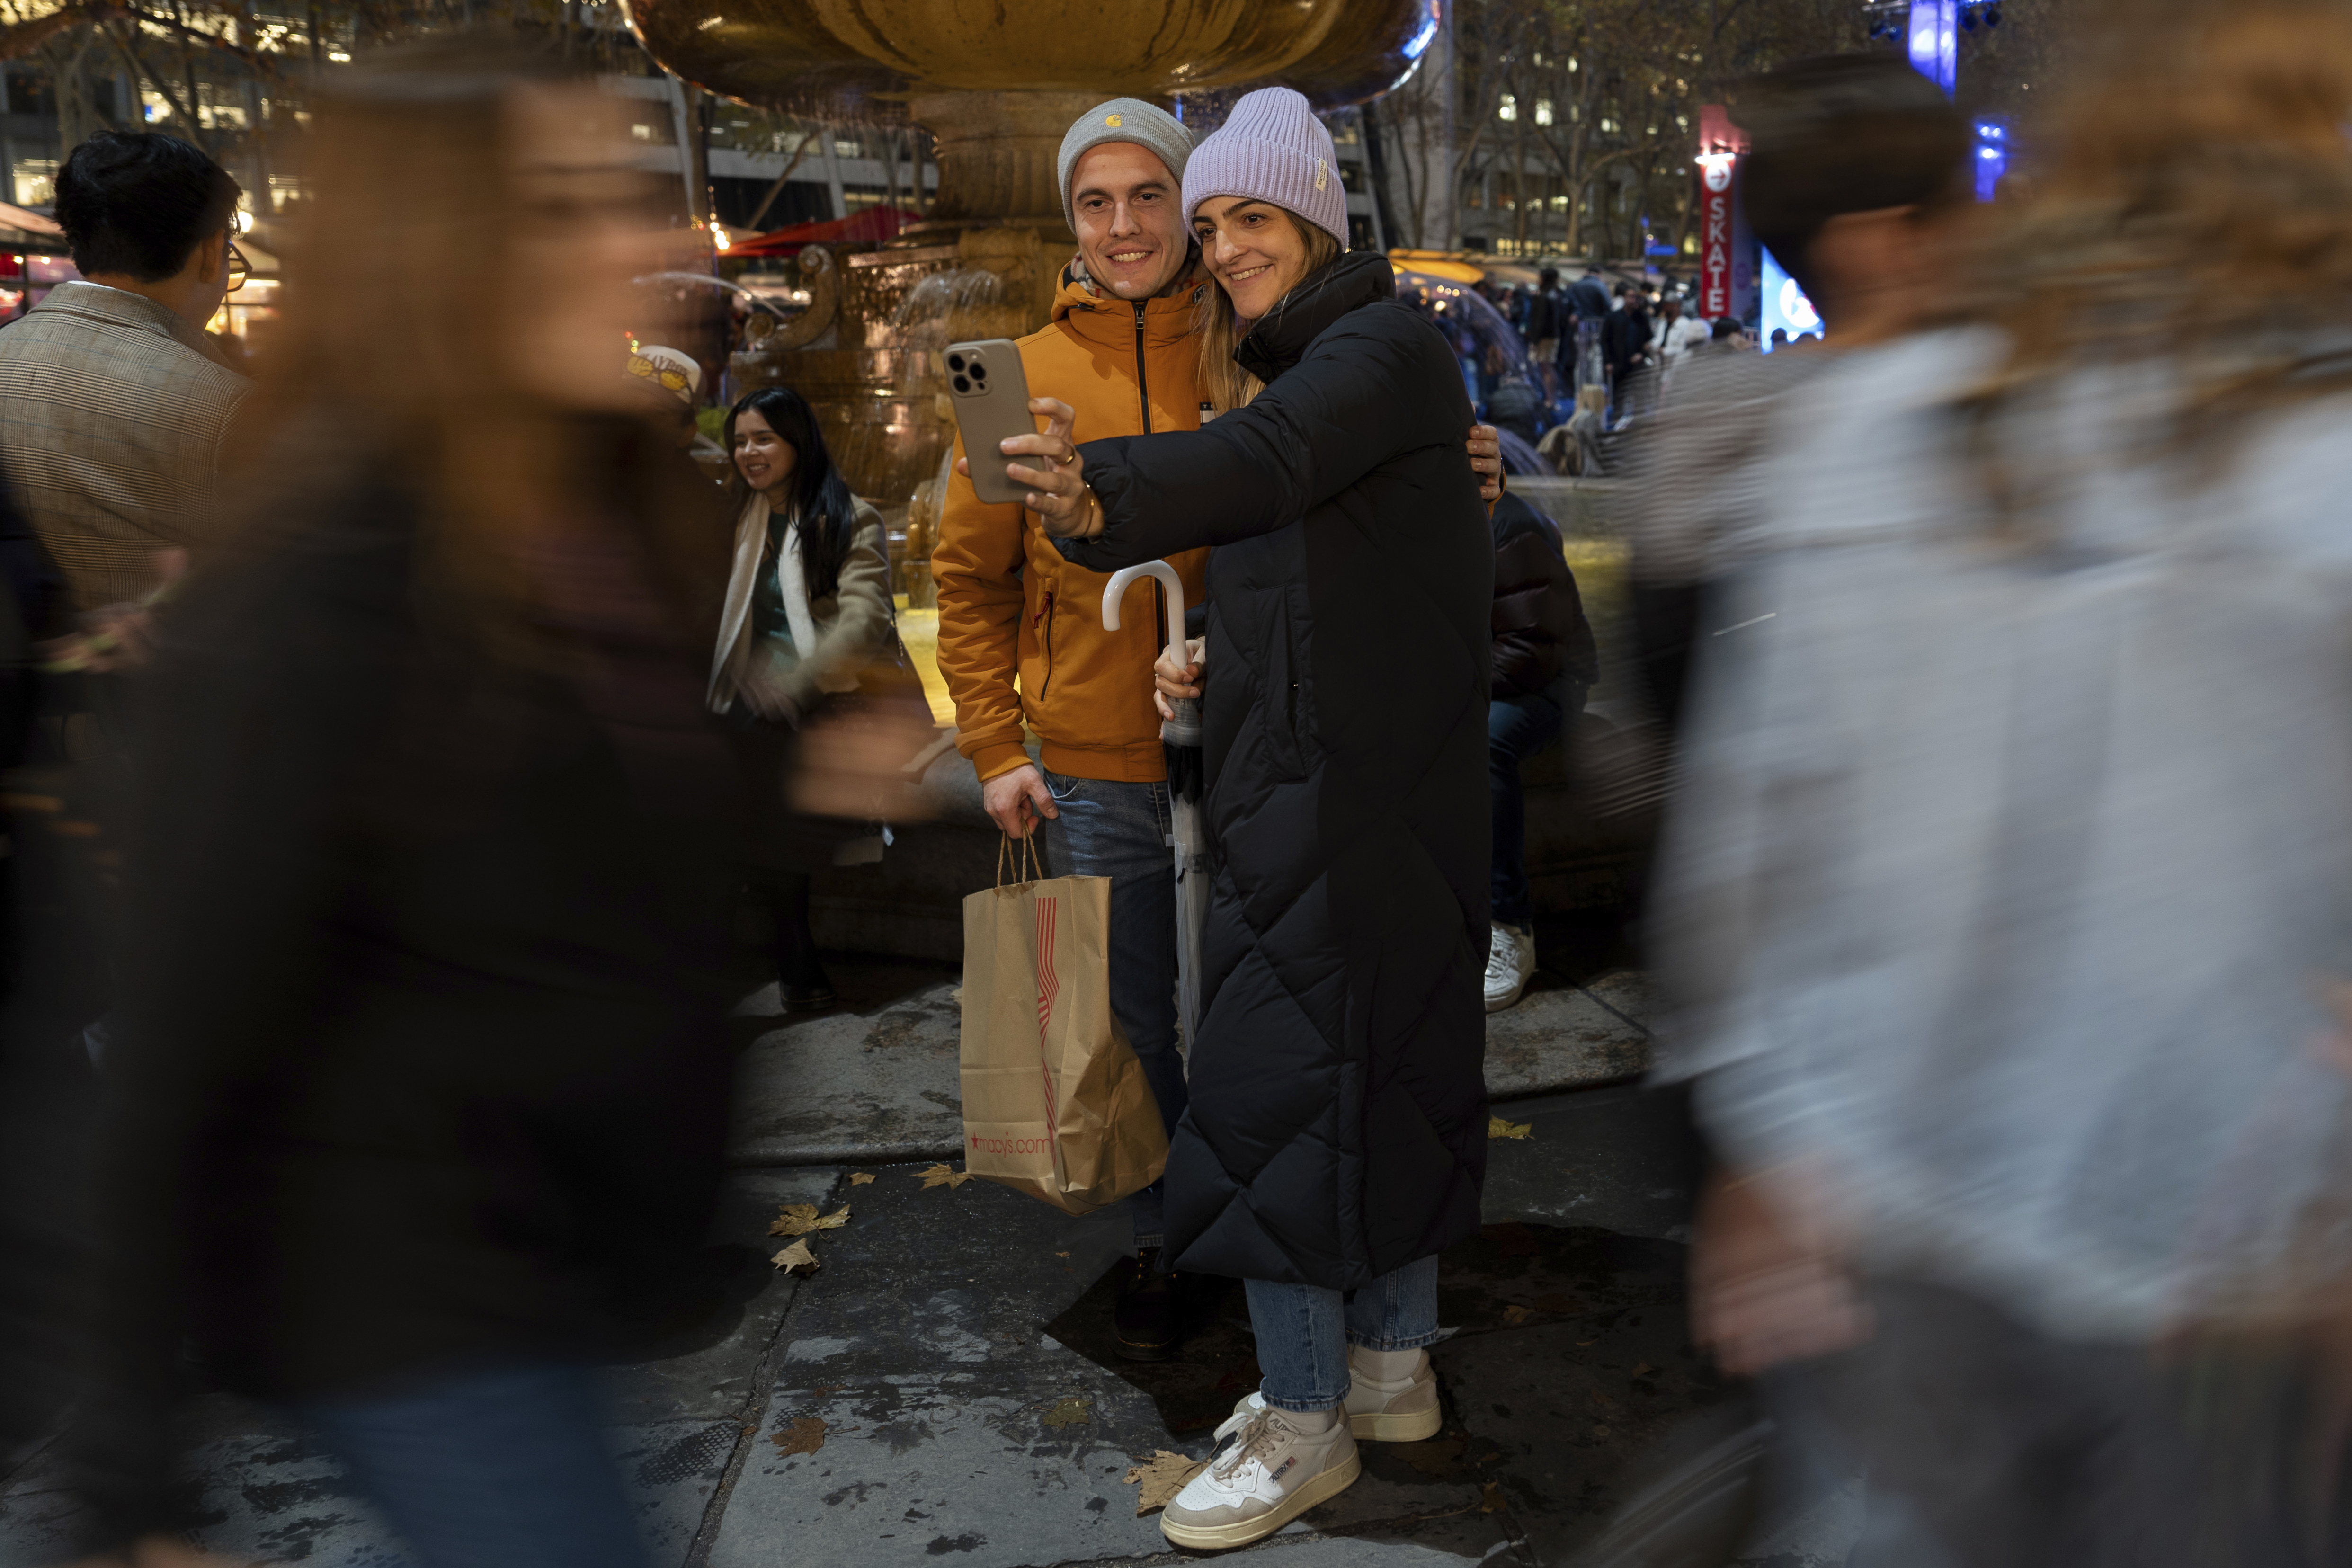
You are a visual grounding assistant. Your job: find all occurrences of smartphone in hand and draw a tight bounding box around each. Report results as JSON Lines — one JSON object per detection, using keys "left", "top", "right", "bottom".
{"left": 945, "top": 339, "right": 1037, "bottom": 506}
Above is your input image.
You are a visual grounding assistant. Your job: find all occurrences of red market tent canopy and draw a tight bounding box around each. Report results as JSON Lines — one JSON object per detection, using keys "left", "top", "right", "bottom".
{"left": 726, "top": 206, "right": 923, "bottom": 258}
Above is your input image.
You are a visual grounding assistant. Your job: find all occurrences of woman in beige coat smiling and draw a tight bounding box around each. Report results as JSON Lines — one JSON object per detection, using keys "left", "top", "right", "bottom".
{"left": 712, "top": 383, "right": 892, "bottom": 1011}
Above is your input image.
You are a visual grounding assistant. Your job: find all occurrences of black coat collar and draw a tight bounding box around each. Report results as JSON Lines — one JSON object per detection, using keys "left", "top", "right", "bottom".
{"left": 1235, "top": 250, "right": 1396, "bottom": 385}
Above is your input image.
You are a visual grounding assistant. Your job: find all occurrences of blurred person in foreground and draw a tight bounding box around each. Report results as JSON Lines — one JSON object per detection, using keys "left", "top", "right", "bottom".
{"left": 709, "top": 383, "right": 893, "bottom": 1012}
{"left": 71, "top": 41, "right": 745, "bottom": 1568}
{"left": 1658, "top": 4, "right": 2352, "bottom": 1559}
{"left": 1626, "top": 54, "right": 1972, "bottom": 741}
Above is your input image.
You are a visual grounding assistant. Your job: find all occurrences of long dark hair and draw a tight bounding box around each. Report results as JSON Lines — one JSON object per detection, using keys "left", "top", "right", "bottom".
{"left": 724, "top": 384, "right": 861, "bottom": 599}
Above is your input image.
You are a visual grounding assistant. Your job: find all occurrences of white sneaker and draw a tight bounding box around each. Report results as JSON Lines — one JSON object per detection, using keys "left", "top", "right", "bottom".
{"left": 1484, "top": 921, "right": 1536, "bottom": 1012}
{"left": 1159, "top": 1404, "right": 1361, "bottom": 1550}
{"left": 1229, "top": 1346, "right": 1444, "bottom": 1443}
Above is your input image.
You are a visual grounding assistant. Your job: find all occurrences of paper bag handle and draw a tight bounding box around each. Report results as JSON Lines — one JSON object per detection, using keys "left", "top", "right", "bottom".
{"left": 995, "top": 830, "right": 1043, "bottom": 889}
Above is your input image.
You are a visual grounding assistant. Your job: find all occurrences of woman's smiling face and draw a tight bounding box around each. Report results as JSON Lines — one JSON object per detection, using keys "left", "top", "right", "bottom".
{"left": 1193, "top": 196, "right": 1312, "bottom": 323}
{"left": 732, "top": 408, "right": 796, "bottom": 493}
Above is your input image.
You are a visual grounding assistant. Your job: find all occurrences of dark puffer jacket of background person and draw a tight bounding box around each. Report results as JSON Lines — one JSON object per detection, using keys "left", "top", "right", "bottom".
{"left": 1489, "top": 491, "right": 1597, "bottom": 705}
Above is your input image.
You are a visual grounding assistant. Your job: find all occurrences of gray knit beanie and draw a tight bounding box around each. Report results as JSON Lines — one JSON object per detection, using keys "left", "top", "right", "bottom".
{"left": 1057, "top": 99, "right": 1194, "bottom": 233}
{"left": 1181, "top": 86, "right": 1348, "bottom": 247}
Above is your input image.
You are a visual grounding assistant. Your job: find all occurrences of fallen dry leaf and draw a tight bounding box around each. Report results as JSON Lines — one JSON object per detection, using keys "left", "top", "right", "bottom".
{"left": 769, "top": 1203, "right": 851, "bottom": 1238}
{"left": 848, "top": 1172, "right": 876, "bottom": 1186}
{"left": 1488, "top": 1117, "right": 1533, "bottom": 1141}
{"left": 1054, "top": 1251, "right": 1070, "bottom": 1258}
{"left": 1576, "top": 1338, "right": 1597, "bottom": 1347}
{"left": 1632, "top": 1361, "right": 1655, "bottom": 1376}
{"left": 1481, "top": 1481, "right": 1508, "bottom": 1514}
{"left": 1502, "top": 1304, "right": 1534, "bottom": 1326}
{"left": 917, "top": 1162, "right": 975, "bottom": 1189}
{"left": 1125, "top": 1450, "right": 1208, "bottom": 1515}
{"left": 770, "top": 1417, "right": 826, "bottom": 1457}
{"left": 1042, "top": 1396, "right": 1092, "bottom": 1428}
{"left": 770, "top": 1238, "right": 820, "bottom": 1273}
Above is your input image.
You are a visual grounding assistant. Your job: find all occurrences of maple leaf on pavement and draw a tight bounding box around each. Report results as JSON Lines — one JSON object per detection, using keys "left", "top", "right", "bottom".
{"left": 768, "top": 1203, "right": 850, "bottom": 1238}
{"left": 771, "top": 1417, "right": 826, "bottom": 1456}
{"left": 771, "top": 1238, "right": 820, "bottom": 1273}
{"left": 916, "top": 1162, "right": 974, "bottom": 1189}
{"left": 1125, "top": 1450, "right": 1208, "bottom": 1515}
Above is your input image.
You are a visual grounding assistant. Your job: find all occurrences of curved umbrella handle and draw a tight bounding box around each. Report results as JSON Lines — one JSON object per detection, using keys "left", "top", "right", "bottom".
{"left": 1101, "top": 561, "right": 1200, "bottom": 747}
{"left": 1100, "top": 561, "right": 1185, "bottom": 646}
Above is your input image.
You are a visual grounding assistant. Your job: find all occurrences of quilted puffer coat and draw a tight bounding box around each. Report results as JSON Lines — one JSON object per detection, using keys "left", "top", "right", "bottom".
{"left": 1061, "top": 250, "right": 1493, "bottom": 1288}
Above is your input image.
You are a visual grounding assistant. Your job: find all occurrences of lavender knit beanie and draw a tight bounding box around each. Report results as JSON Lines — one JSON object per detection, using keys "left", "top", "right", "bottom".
{"left": 1182, "top": 87, "right": 1349, "bottom": 247}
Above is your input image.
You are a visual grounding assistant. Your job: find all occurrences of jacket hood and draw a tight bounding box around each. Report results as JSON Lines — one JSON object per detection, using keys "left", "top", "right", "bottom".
{"left": 1236, "top": 250, "right": 1397, "bottom": 385}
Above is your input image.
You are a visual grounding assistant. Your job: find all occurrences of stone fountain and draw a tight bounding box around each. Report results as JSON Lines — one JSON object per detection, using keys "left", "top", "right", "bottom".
{"left": 627, "top": 0, "right": 1438, "bottom": 598}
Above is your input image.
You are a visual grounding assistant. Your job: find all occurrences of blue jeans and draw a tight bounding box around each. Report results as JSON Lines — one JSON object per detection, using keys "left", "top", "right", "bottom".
{"left": 296, "top": 1363, "right": 643, "bottom": 1568}
{"left": 1490, "top": 692, "right": 1565, "bottom": 930}
{"left": 1038, "top": 768, "right": 1187, "bottom": 1250}
{"left": 1246, "top": 1257, "right": 1444, "bottom": 1412}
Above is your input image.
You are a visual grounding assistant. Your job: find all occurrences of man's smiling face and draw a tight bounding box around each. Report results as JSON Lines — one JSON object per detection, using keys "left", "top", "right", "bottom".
{"left": 1070, "top": 142, "right": 1187, "bottom": 301}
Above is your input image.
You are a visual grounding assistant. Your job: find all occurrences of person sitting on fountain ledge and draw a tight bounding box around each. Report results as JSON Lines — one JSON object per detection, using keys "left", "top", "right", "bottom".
{"left": 934, "top": 96, "right": 1507, "bottom": 1369}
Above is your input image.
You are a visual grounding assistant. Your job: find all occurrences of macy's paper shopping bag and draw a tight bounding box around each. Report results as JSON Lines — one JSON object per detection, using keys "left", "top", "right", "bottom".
{"left": 959, "top": 838, "right": 1168, "bottom": 1215}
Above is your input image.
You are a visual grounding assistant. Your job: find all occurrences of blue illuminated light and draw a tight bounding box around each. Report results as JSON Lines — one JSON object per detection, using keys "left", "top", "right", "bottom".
{"left": 1760, "top": 246, "right": 1822, "bottom": 351}
{"left": 1974, "top": 114, "right": 2011, "bottom": 201}
{"left": 1907, "top": 0, "right": 1958, "bottom": 98}
{"left": 1401, "top": 0, "right": 1439, "bottom": 61}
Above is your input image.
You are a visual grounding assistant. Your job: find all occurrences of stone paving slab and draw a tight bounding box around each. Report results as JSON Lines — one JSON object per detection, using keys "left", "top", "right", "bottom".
{"left": 1484, "top": 977, "right": 1651, "bottom": 1103}
{"left": 0, "top": 1168, "right": 836, "bottom": 1568}
{"left": 1479, "top": 1084, "right": 1699, "bottom": 1242}
{"left": 728, "top": 968, "right": 1654, "bottom": 1168}
{"left": 728, "top": 981, "right": 967, "bottom": 1166}
{"left": 0, "top": 1413, "right": 737, "bottom": 1568}
{"left": 606, "top": 1167, "right": 838, "bottom": 1425}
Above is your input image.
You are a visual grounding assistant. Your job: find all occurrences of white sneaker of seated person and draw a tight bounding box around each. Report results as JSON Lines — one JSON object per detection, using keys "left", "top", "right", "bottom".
{"left": 1159, "top": 1402, "right": 1361, "bottom": 1550}
{"left": 1485, "top": 921, "right": 1537, "bottom": 1013}
{"left": 1227, "top": 1345, "right": 1443, "bottom": 1443}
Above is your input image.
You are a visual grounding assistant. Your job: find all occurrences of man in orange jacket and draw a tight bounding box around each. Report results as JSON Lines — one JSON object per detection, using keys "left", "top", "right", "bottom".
{"left": 935, "top": 99, "right": 1500, "bottom": 1361}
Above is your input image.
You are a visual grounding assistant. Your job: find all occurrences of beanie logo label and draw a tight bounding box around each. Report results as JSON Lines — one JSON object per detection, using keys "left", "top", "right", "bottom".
{"left": 1314, "top": 157, "right": 1328, "bottom": 192}
{"left": 1105, "top": 113, "right": 1123, "bottom": 127}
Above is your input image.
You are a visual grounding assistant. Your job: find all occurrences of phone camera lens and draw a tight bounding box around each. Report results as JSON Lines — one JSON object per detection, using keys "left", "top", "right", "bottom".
{"left": 946, "top": 354, "right": 965, "bottom": 373}
{"left": 970, "top": 362, "right": 988, "bottom": 381}
{"left": 952, "top": 375, "right": 971, "bottom": 394}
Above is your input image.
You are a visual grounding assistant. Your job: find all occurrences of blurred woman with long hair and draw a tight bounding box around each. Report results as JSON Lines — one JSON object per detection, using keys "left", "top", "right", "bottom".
{"left": 710, "top": 383, "right": 892, "bottom": 1012}
{"left": 1658, "top": 2, "right": 2352, "bottom": 1559}
{"left": 76, "top": 41, "right": 743, "bottom": 1568}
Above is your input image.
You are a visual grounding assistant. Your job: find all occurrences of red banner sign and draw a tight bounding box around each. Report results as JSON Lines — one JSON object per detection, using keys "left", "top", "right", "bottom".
{"left": 1695, "top": 105, "right": 1747, "bottom": 323}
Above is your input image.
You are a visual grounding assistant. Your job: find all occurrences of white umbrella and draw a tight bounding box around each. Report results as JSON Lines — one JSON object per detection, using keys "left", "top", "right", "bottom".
{"left": 1102, "top": 562, "right": 1207, "bottom": 1050}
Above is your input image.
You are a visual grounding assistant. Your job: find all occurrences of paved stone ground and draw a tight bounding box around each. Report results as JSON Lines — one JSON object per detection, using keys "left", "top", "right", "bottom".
{"left": 0, "top": 932, "right": 1861, "bottom": 1568}
{"left": 729, "top": 934, "right": 1655, "bottom": 1169}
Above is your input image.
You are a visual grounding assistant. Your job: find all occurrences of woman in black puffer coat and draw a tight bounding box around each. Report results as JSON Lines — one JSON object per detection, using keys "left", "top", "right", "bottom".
{"left": 996, "top": 87, "right": 1492, "bottom": 1550}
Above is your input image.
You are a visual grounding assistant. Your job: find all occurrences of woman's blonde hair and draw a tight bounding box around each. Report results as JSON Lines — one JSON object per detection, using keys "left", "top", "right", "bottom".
{"left": 1194, "top": 210, "right": 1345, "bottom": 413}
{"left": 1963, "top": 0, "right": 2352, "bottom": 456}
